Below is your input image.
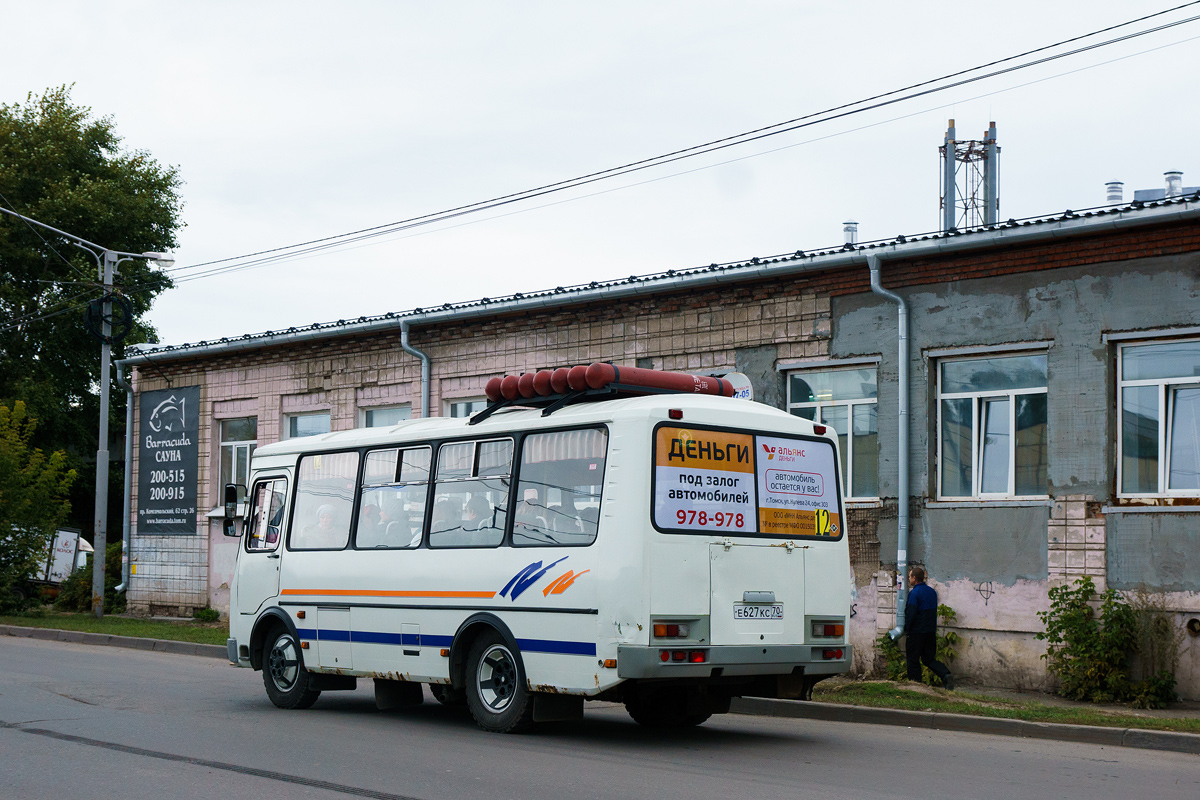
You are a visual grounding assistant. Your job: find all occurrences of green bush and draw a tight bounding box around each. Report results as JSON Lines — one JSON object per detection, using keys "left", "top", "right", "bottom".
{"left": 193, "top": 606, "right": 220, "bottom": 623}
{"left": 1129, "top": 671, "right": 1177, "bottom": 710}
{"left": 877, "top": 604, "right": 961, "bottom": 687}
{"left": 1036, "top": 577, "right": 1137, "bottom": 703}
{"left": 56, "top": 542, "right": 126, "bottom": 614}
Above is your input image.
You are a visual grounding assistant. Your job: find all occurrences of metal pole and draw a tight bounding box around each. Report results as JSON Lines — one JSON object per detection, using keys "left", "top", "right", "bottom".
{"left": 984, "top": 121, "right": 999, "bottom": 226}
{"left": 943, "top": 119, "right": 957, "bottom": 232}
{"left": 92, "top": 250, "right": 116, "bottom": 618}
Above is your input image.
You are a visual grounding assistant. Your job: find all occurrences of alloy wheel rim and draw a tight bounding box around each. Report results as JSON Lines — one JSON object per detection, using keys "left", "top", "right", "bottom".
{"left": 477, "top": 644, "right": 517, "bottom": 712}
{"left": 268, "top": 636, "right": 299, "bottom": 691}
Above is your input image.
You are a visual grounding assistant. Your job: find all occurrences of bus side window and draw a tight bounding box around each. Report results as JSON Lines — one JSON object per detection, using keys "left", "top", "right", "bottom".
{"left": 356, "top": 446, "right": 430, "bottom": 549}
{"left": 428, "top": 439, "right": 511, "bottom": 549}
{"left": 513, "top": 428, "right": 607, "bottom": 547}
{"left": 246, "top": 478, "right": 286, "bottom": 552}
{"left": 290, "top": 451, "right": 359, "bottom": 550}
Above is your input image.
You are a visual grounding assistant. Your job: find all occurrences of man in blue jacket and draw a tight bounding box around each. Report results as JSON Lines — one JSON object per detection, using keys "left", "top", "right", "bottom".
{"left": 904, "top": 566, "right": 955, "bottom": 690}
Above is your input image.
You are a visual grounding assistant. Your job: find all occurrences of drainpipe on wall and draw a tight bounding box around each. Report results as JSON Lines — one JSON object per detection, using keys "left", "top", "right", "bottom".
{"left": 399, "top": 319, "right": 431, "bottom": 418}
{"left": 867, "top": 254, "right": 911, "bottom": 639}
{"left": 113, "top": 362, "right": 134, "bottom": 593}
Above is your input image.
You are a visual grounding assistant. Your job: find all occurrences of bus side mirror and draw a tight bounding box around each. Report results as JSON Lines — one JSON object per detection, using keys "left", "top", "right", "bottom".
{"left": 223, "top": 483, "right": 241, "bottom": 537}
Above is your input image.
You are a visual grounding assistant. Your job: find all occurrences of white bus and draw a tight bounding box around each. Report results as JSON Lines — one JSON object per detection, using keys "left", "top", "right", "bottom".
{"left": 225, "top": 367, "right": 851, "bottom": 732}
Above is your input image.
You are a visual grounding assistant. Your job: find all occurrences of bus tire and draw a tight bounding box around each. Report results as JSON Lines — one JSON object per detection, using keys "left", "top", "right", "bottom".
{"left": 465, "top": 630, "right": 534, "bottom": 733}
{"left": 262, "top": 628, "right": 321, "bottom": 710}
{"left": 625, "top": 689, "right": 712, "bottom": 728}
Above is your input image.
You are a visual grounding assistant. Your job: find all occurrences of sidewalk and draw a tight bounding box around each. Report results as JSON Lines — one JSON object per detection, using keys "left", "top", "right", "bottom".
{"left": 4, "top": 623, "right": 1198, "bottom": 755}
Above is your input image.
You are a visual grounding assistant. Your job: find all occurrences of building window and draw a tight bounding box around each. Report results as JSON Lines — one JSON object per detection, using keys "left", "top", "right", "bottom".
{"left": 219, "top": 417, "right": 257, "bottom": 501}
{"left": 362, "top": 405, "right": 411, "bottom": 428}
{"left": 787, "top": 367, "right": 878, "bottom": 500}
{"left": 447, "top": 398, "right": 488, "bottom": 418}
{"left": 286, "top": 412, "right": 331, "bottom": 439}
{"left": 1118, "top": 339, "right": 1200, "bottom": 496}
{"left": 937, "top": 353, "right": 1048, "bottom": 499}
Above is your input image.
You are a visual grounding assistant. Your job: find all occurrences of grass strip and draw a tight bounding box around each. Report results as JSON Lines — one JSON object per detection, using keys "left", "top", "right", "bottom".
{"left": 813, "top": 682, "right": 1200, "bottom": 734}
{"left": 0, "top": 612, "right": 228, "bottom": 646}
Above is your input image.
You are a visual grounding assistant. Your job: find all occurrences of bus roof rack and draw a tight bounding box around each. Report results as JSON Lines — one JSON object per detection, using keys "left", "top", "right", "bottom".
{"left": 470, "top": 363, "right": 734, "bottom": 425}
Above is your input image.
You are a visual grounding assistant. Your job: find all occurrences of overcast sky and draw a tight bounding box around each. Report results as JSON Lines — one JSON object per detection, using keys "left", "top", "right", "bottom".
{"left": 3, "top": 1, "right": 1198, "bottom": 346}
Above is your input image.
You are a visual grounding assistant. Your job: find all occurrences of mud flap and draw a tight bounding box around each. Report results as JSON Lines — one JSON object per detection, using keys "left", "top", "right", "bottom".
{"left": 532, "top": 693, "right": 584, "bottom": 722}
{"left": 374, "top": 678, "right": 424, "bottom": 710}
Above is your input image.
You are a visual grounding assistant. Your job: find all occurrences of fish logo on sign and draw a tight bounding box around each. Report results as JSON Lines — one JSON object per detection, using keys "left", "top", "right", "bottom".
{"left": 148, "top": 395, "right": 187, "bottom": 433}
{"left": 762, "top": 444, "right": 776, "bottom": 461}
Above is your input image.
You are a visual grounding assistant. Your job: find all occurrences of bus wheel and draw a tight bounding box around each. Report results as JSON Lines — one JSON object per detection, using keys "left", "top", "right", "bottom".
{"left": 465, "top": 631, "right": 534, "bottom": 733}
{"left": 262, "top": 628, "right": 321, "bottom": 710}
{"left": 625, "top": 689, "right": 712, "bottom": 728}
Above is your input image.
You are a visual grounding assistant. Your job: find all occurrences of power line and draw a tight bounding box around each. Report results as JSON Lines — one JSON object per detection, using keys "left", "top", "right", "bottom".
{"left": 160, "top": 2, "right": 1200, "bottom": 280}
{"left": 0, "top": 190, "right": 98, "bottom": 283}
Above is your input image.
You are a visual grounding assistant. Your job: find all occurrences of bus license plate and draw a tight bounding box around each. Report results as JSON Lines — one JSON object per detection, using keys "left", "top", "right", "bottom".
{"left": 734, "top": 604, "right": 784, "bottom": 620}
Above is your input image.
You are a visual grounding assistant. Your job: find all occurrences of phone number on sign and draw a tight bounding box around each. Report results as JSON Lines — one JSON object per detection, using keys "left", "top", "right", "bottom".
{"left": 675, "top": 510, "right": 745, "bottom": 528}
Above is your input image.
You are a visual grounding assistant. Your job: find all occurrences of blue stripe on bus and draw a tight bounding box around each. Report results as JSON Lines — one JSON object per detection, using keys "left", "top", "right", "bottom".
{"left": 293, "top": 627, "right": 591, "bottom": 656}
{"left": 517, "top": 638, "right": 597, "bottom": 656}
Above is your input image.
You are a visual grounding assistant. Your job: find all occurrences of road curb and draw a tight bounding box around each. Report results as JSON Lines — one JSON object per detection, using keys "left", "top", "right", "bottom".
{"left": 1, "top": 624, "right": 227, "bottom": 660}
{"left": 729, "top": 697, "right": 1200, "bottom": 755}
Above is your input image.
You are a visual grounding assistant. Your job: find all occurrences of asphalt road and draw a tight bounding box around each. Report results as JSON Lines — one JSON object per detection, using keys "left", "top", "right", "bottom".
{"left": 2, "top": 637, "right": 1197, "bottom": 800}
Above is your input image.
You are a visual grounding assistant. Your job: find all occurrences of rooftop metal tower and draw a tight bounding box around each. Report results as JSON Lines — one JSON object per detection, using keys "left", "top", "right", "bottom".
{"left": 939, "top": 120, "right": 999, "bottom": 231}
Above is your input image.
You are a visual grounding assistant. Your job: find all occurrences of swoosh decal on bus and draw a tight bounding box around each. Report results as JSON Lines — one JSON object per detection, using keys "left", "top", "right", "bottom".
{"left": 281, "top": 589, "right": 497, "bottom": 599}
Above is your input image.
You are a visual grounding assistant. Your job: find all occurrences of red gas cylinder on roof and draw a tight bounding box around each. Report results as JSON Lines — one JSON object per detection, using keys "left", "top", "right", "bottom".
{"left": 483, "top": 362, "right": 734, "bottom": 403}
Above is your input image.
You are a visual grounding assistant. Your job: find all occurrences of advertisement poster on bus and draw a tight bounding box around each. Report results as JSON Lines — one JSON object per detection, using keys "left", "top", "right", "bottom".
{"left": 137, "top": 386, "right": 200, "bottom": 534}
{"left": 755, "top": 435, "right": 841, "bottom": 538}
{"left": 653, "top": 426, "right": 758, "bottom": 534}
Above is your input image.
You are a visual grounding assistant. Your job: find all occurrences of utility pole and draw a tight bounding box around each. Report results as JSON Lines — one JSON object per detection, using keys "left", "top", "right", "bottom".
{"left": 92, "top": 250, "right": 117, "bottom": 618}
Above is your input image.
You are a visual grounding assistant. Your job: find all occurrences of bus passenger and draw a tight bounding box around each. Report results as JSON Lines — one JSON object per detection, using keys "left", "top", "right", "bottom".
{"left": 303, "top": 504, "right": 341, "bottom": 548}
{"left": 463, "top": 495, "right": 492, "bottom": 531}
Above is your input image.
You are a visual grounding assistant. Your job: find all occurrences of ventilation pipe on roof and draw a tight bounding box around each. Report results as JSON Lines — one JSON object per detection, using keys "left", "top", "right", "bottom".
{"left": 1106, "top": 181, "right": 1124, "bottom": 205}
{"left": 843, "top": 220, "right": 859, "bottom": 245}
{"left": 114, "top": 362, "right": 134, "bottom": 593}
{"left": 867, "top": 254, "right": 911, "bottom": 640}
{"left": 400, "top": 319, "right": 431, "bottom": 418}
{"left": 1165, "top": 171, "right": 1184, "bottom": 198}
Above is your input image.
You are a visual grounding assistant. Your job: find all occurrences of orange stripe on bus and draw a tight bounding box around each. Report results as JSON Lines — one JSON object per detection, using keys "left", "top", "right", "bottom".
{"left": 280, "top": 589, "right": 497, "bottom": 599}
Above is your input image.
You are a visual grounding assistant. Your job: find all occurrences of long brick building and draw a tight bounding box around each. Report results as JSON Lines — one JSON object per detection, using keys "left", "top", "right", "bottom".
{"left": 120, "top": 193, "right": 1200, "bottom": 696}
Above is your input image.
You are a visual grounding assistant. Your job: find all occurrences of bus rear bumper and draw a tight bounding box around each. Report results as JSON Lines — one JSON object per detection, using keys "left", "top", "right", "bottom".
{"left": 616, "top": 643, "right": 852, "bottom": 679}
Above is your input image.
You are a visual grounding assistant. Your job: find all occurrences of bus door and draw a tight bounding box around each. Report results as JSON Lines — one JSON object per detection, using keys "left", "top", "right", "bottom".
{"left": 236, "top": 476, "right": 288, "bottom": 616}
{"left": 709, "top": 541, "right": 805, "bottom": 646}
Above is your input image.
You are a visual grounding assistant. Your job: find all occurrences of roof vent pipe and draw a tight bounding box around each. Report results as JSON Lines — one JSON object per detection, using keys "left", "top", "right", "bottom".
{"left": 843, "top": 220, "right": 859, "bottom": 245}
{"left": 399, "top": 320, "right": 431, "bottom": 418}
{"left": 1105, "top": 181, "right": 1124, "bottom": 205}
{"left": 866, "top": 254, "right": 911, "bottom": 640}
{"left": 1165, "top": 171, "right": 1184, "bottom": 197}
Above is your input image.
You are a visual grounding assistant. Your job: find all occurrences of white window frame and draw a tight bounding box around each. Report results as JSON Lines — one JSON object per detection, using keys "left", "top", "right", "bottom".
{"left": 218, "top": 416, "right": 257, "bottom": 500}
{"left": 936, "top": 353, "right": 1048, "bottom": 501}
{"left": 445, "top": 397, "right": 488, "bottom": 418}
{"left": 284, "top": 411, "right": 331, "bottom": 440}
{"left": 1116, "top": 338, "right": 1200, "bottom": 498}
{"left": 785, "top": 365, "right": 878, "bottom": 502}
{"left": 359, "top": 404, "right": 412, "bottom": 428}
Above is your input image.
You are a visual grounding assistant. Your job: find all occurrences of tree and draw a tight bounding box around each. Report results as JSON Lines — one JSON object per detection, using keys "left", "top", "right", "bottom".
{"left": 0, "top": 86, "right": 184, "bottom": 537}
{"left": 0, "top": 401, "right": 77, "bottom": 610}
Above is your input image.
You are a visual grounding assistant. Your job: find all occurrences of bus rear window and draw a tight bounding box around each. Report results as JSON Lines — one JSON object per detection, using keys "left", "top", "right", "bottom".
{"left": 652, "top": 425, "right": 842, "bottom": 539}
{"left": 513, "top": 428, "right": 607, "bottom": 547}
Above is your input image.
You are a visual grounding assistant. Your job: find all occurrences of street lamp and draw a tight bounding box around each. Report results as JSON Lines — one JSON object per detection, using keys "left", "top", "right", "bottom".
{"left": 0, "top": 206, "right": 174, "bottom": 618}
